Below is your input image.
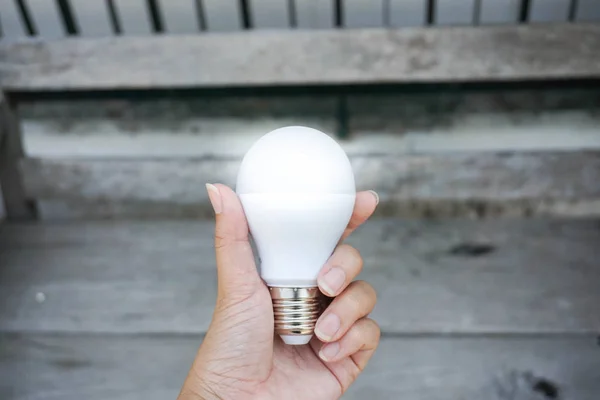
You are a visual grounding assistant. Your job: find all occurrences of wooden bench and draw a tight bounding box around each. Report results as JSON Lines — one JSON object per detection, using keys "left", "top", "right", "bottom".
{"left": 1, "top": 22, "right": 600, "bottom": 399}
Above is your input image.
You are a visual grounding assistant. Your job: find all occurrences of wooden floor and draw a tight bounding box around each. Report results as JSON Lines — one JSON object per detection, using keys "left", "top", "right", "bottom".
{"left": 1, "top": 218, "right": 599, "bottom": 399}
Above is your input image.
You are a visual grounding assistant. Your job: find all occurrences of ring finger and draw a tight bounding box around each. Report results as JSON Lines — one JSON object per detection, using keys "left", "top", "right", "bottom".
{"left": 315, "top": 280, "right": 377, "bottom": 343}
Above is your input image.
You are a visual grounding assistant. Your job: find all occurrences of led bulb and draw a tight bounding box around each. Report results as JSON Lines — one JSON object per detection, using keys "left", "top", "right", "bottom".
{"left": 236, "top": 126, "right": 356, "bottom": 345}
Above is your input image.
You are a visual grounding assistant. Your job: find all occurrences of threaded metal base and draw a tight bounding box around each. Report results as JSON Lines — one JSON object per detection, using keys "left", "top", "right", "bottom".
{"left": 270, "top": 287, "right": 323, "bottom": 336}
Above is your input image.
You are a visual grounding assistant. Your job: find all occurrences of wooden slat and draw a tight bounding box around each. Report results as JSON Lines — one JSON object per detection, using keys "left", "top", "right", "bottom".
{"left": 113, "top": 0, "right": 152, "bottom": 35}
{"left": 1, "top": 219, "right": 599, "bottom": 333}
{"left": 575, "top": 0, "right": 600, "bottom": 21}
{"left": 479, "top": 0, "right": 520, "bottom": 24}
{"left": 250, "top": 0, "right": 290, "bottom": 29}
{"left": 18, "top": 152, "right": 600, "bottom": 219}
{"left": 1, "top": 334, "right": 599, "bottom": 400}
{"left": 158, "top": 0, "right": 199, "bottom": 34}
{"left": 69, "top": 0, "right": 113, "bottom": 37}
{"left": 25, "top": 0, "right": 65, "bottom": 39}
{"left": 0, "top": 0, "right": 27, "bottom": 40}
{"left": 434, "top": 0, "right": 476, "bottom": 25}
{"left": 295, "top": 0, "right": 333, "bottom": 29}
{"left": 0, "top": 93, "right": 35, "bottom": 220}
{"left": 389, "top": 0, "right": 426, "bottom": 27}
{"left": 343, "top": 0, "right": 384, "bottom": 28}
{"left": 16, "top": 88, "right": 600, "bottom": 159}
{"left": 202, "top": 0, "right": 242, "bottom": 31}
{"left": 530, "top": 0, "right": 571, "bottom": 22}
{"left": 1, "top": 24, "right": 599, "bottom": 91}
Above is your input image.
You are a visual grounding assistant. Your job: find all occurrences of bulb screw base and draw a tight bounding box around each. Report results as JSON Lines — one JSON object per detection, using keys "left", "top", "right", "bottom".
{"left": 269, "top": 287, "right": 323, "bottom": 339}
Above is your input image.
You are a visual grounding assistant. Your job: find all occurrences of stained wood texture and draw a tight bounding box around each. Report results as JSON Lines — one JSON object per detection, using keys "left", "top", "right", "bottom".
{"left": 1, "top": 333, "right": 599, "bottom": 400}
{"left": 0, "top": 93, "right": 35, "bottom": 220}
{"left": 17, "top": 88, "right": 600, "bottom": 159}
{"left": 1, "top": 219, "right": 599, "bottom": 334}
{"left": 1, "top": 24, "right": 599, "bottom": 91}
{"left": 18, "top": 152, "right": 600, "bottom": 219}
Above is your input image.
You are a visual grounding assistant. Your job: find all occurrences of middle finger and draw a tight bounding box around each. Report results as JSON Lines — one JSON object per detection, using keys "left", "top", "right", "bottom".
{"left": 317, "top": 244, "right": 363, "bottom": 297}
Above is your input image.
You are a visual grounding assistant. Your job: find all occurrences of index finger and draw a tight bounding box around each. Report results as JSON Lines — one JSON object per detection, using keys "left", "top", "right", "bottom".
{"left": 340, "top": 191, "right": 379, "bottom": 241}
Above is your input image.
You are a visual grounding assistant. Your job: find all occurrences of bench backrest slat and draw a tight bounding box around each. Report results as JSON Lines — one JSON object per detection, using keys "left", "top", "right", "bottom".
{"left": 1, "top": 24, "right": 599, "bottom": 93}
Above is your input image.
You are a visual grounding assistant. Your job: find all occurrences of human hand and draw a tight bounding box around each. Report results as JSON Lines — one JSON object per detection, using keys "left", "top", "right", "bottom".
{"left": 178, "top": 184, "right": 380, "bottom": 400}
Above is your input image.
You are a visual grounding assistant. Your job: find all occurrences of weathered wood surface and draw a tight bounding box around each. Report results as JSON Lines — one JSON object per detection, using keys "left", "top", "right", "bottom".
{"left": 1, "top": 24, "right": 599, "bottom": 91}
{"left": 0, "top": 93, "right": 35, "bottom": 220}
{"left": 1, "top": 219, "right": 598, "bottom": 334}
{"left": 0, "top": 333, "right": 598, "bottom": 400}
{"left": 19, "top": 152, "right": 600, "bottom": 219}
{"left": 18, "top": 88, "right": 600, "bottom": 158}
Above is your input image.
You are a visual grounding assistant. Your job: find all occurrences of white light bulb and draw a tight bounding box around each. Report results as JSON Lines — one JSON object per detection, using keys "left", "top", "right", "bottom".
{"left": 236, "top": 126, "right": 356, "bottom": 345}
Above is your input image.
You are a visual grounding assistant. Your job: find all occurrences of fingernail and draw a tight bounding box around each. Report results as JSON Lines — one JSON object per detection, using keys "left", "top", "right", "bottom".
{"left": 319, "top": 267, "right": 346, "bottom": 296}
{"left": 315, "top": 313, "right": 341, "bottom": 341}
{"left": 205, "top": 184, "right": 222, "bottom": 214}
{"left": 368, "top": 190, "right": 380, "bottom": 205}
{"left": 319, "top": 342, "right": 340, "bottom": 362}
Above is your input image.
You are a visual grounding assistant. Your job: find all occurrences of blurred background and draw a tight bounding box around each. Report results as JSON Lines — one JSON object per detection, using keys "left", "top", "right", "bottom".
{"left": 0, "top": 0, "right": 599, "bottom": 399}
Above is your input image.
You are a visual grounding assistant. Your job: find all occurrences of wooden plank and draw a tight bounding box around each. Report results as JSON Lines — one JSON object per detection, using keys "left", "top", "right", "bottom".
{"left": 0, "top": 93, "right": 35, "bottom": 220}
{"left": 1, "top": 219, "right": 599, "bottom": 333}
{"left": 295, "top": 0, "right": 333, "bottom": 29}
{"left": 343, "top": 0, "right": 384, "bottom": 28}
{"left": 434, "top": 0, "right": 476, "bottom": 25}
{"left": 1, "top": 24, "right": 600, "bottom": 91}
{"left": 389, "top": 0, "right": 427, "bottom": 27}
{"left": 479, "top": 0, "right": 520, "bottom": 24}
{"left": 575, "top": 0, "right": 600, "bottom": 21}
{"left": 158, "top": 0, "right": 199, "bottom": 34}
{"left": 113, "top": 0, "right": 152, "bottom": 35}
{"left": 250, "top": 0, "right": 290, "bottom": 29}
{"left": 0, "top": 0, "right": 27, "bottom": 40}
{"left": 25, "top": 0, "right": 65, "bottom": 39}
{"left": 530, "top": 0, "right": 571, "bottom": 22}
{"left": 18, "top": 152, "right": 600, "bottom": 219}
{"left": 347, "top": 89, "right": 600, "bottom": 143}
{"left": 21, "top": 130, "right": 600, "bottom": 159}
{"left": 203, "top": 0, "right": 242, "bottom": 31}
{"left": 69, "top": 0, "right": 113, "bottom": 37}
{"left": 0, "top": 334, "right": 599, "bottom": 400}
{"left": 16, "top": 88, "right": 600, "bottom": 159}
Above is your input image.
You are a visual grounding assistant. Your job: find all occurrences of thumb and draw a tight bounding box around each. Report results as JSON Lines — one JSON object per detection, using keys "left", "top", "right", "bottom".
{"left": 205, "top": 183, "right": 262, "bottom": 303}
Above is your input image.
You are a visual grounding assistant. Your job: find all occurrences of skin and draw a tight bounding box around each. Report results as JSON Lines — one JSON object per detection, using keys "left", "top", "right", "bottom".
{"left": 178, "top": 184, "right": 380, "bottom": 400}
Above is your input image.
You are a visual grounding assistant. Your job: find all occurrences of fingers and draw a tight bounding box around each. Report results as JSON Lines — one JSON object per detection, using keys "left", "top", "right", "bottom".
{"left": 318, "top": 318, "right": 380, "bottom": 368}
{"left": 206, "top": 184, "right": 261, "bottom": 303}
{"left": 315, "top": 280, "right": 377, "bottom": 343}
{"left": 340, "top": 190, "right": 379, "bottom": 242}
{"left": 318, "top": 244, "right": 363, "bottom": 297}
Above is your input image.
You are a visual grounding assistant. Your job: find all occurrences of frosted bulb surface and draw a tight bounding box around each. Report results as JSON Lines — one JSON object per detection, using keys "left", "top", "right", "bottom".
{"left": 237, "top": 126, "right": 356, "bottom": 287}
